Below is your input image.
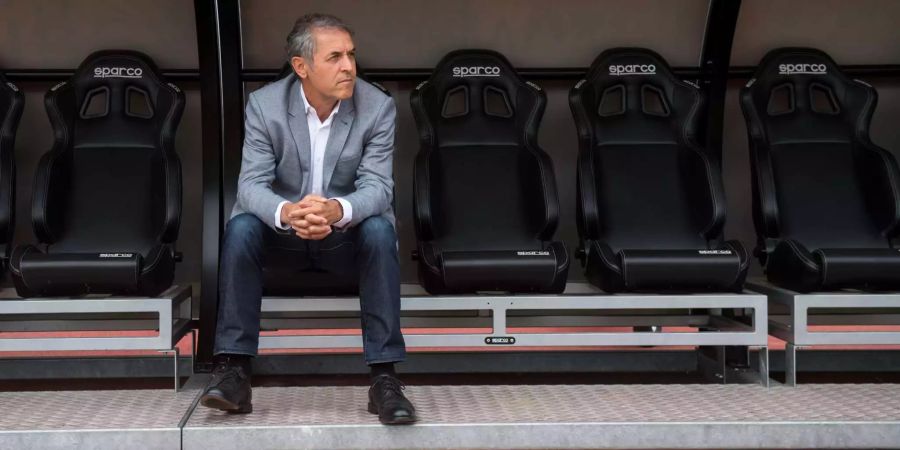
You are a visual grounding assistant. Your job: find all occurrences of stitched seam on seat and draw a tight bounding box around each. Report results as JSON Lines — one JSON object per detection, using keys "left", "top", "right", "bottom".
{"left": 43, "top": 88, "right": 69, "bottom": 243}
{"left": 593, "top": 242, "right": 620, "bottom": 275}
{"left": 37, "top": 155, "right": 55, "bottom": 242}
{"left": 159, "top": 83, "right": 180, "bottom": 243}
{"left": 411, "top": 84, "right": 436, "bottom": 241}
{"left": 723, "top": 241, "right": 745, "bottom": 288}
{"left": 418, "top": 149, "right": 434, "bottom": 240}
{"left": 554, "top": 242, "right": 569, "bottom": 275}
{"left": 785, "top": 240, "right": 819, "bottom": 272}
{"left": 134, "top": 252, "right": 140, "bottom": 288}
{"left": 15, "top": 246, "right": 37, "bottom": 289}
{"left": 742, "top": 88, "right": 781, "bottom": 238}
{"left": 571, "top": 87, "right": 599, "bottom": 238}
{"left": 523, "top": 92, "right": 554, "bottom": 236}
{"left": 142, "top": 246, "right": 162, "bottom": 272}
{"left": 619, "top": 249, "right": 629, "bottom": 287}
{"left": 693, "top": 148, "right": 719, "bottom": 237}
{"left": 545, "top": 246, "right": 558, "bottom": 289}
{"left": 814, "top": 248, "right": 828, "bottom": 286}
{"left": 681, "top": 87, "right": 721, "bottom": 238}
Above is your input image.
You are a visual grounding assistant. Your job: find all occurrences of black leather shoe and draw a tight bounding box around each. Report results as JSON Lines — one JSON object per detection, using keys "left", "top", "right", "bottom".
{"left": 200, "top": 358, "right": 252, "bottom": 414}
{"left": 367, "top": 374, "right": 417, "bottom": 425}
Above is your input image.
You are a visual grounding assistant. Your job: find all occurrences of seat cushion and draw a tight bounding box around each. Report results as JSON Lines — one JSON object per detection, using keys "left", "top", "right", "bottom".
{"left": 585, "top": 240, "right": 748, "bottom": 292}
{"left": 815, "top": 248, "right": 900, "bottom": 289}
{"left": 13, "top": 245, "right": 142, "bottom": 296}
{"left": 438, "top": 244, "right": 565, "bottom": 293}
{"left": 619, "top": 248, "right": 744, "bottom": 291}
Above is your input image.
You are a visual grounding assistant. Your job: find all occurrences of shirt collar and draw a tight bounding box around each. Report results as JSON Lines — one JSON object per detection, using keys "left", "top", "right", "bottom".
{"left": 299, "top": 81, "right": 340, "bottom": 124}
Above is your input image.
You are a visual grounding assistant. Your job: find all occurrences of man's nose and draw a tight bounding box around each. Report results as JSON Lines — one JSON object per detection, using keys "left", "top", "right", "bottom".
{"left": 339, "top": 55, "right": 353, "bottom": 73}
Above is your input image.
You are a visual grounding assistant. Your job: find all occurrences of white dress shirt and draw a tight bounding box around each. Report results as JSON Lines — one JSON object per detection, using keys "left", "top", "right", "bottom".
{"left": 275, "top": 83, "right": 353, "bottom": 230}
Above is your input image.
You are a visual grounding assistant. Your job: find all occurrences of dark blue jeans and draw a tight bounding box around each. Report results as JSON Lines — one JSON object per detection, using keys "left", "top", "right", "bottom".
{"left": 214, "top": 213, "right": 406, "bottom": 364}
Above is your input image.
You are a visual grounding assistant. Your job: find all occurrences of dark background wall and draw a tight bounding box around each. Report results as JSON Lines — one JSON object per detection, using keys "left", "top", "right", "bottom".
{"left": 2, "top": 0, "right": 899, "bottom": 290}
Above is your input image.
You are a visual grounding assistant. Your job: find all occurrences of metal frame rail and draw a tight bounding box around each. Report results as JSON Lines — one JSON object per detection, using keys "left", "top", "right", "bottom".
{"left": 0, "top": 286, "right": 194, "bottom": 390}
{"left": 749, "top": 280, "right": 900, "bottom": 385}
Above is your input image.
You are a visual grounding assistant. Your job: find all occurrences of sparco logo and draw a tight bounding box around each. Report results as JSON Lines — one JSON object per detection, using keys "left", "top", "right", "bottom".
{"left": 517, "top": 251, "right": 550, "bottom": 256}
{"left": 452, "top": 66, "right": 501, "bottom": 77}
{"left": 778, "top": 63, "right": 827, "bottom": 75}
{"left": 93, "top": 66, "right": 143, "bottom": 79}
{"left": 609, "top": 64, "right": 656, "bottom": 76}
{"left": 698, "top": 250, "right": 733, "bottom": 255}
{"left": 99, "top": 253, "right": 134, "bottom": 258}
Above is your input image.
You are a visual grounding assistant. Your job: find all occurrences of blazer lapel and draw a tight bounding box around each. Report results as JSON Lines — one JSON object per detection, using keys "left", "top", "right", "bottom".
{"left": 322, "top": 99, "right": 355, "bottom": 193}
{"left": 287, "top": 80, "right": 311, "bottom": 193}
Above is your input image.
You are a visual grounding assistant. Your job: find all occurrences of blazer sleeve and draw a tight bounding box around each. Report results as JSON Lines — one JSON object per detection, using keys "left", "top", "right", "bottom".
{"left": 235, "top": 92, "right": 290, "bottom": 230}
{"left": 342, "top": 96, "right": 396, "bottom": 227}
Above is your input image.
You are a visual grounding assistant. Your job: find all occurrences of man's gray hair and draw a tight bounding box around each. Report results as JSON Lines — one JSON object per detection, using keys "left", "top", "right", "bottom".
{"left": 285, "top": 13, "right": 354, "bottom": 65}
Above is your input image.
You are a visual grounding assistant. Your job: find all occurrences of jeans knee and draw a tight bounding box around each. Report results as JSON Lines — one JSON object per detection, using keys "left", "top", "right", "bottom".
{"left": 357, "top": 216, "right": 396, "bottom": 250}
{"left": 223, "top": 214, "right": 267, "bottom": 253}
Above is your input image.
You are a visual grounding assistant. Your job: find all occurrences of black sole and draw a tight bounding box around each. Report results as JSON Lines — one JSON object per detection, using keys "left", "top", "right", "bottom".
{"left": 200, "top": 393, "right": 253, "bottom": 414}
{"left": 367, "top": 402, "right": 418, "bottom": 425}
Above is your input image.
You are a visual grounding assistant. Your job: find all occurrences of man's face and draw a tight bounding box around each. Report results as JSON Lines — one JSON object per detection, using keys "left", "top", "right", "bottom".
{"left": 294, "top": 28, "right": 356, "bottom": 103}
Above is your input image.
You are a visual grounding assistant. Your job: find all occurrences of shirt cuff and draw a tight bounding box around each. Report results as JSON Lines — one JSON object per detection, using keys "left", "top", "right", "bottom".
{"left": 332, "top": 198, "right": 353, "bottom": 229}
{"left": 274, "top": 200, "right": 291, "bottom": 230}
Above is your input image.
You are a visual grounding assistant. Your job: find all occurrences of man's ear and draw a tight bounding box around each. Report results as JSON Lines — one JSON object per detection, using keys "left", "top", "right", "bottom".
{"left": 290, "top": 56, "right": 307, "bottom": 79}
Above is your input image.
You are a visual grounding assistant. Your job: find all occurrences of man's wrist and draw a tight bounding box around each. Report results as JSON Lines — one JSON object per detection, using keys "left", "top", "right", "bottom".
{"left": 328, "top": 199, "right": 344, "bottom": 225}
{"left": 276, "top": 200, "right": 292, "bottom": 230}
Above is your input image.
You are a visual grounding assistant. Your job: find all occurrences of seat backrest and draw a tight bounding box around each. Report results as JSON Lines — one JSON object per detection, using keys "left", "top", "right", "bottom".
{"left": 0, "top": 74, "right": 24, "bottom": 253}
{"left": 38, "top": 50, "right": 184, "bottom": 255}
{"left": 411, "top": 49, "right": 557, "bottom": 251}
{"left": 412, "top": 49, "right": 543, "bottom": 149}
{"left": 740, "top": 48, "right": 899, "bottom": 250}
{"left": 570, "top": 48, "right": 721, "bottom": 252}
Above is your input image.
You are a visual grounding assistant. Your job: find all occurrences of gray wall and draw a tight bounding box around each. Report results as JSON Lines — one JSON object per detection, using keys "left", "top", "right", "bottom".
{"left": 2, "top": 0, "right": 899, "bottom": 288}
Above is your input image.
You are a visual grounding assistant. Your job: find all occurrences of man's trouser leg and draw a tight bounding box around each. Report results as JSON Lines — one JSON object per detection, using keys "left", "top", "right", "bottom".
{"left": 316, "top": 216, "right": 406, "bottom": 364}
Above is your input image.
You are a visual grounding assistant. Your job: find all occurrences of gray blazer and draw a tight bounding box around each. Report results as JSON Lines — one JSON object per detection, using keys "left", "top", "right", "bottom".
{"left": 231, "top": 76, "right": 396, "bottom": 231}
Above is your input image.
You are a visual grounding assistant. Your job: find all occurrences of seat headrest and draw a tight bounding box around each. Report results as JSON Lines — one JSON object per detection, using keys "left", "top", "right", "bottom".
{"left": 573, "top": 48, "right": 702, "bottom": 146}
{"left": 749, "top": 47, "right": 842, "bottom": 85}
{"left": 1, "top": 72, "right": 22, "bottom": 107}
{"left": 432, "top": 49, "right": 519, "bottom": 83}
{"left": 48, "top": 50, "right": 183, "bottom": 149}
{"left": 742, "top": 48, "right": 875, "bottom": 144}
{"left": 415, "top": 49, "right": 544, "bottom": 147}
{"left": 1, "top": 73, "right": 24, "bottom": 140}
{"left": 1, "top": 73, "right": 18, "bottom": 96}
{"left": 583, "top": 48, "right": 680, "bottom": 88}
{"left": 71, "top": 50, "right": 167, "bottom": 92}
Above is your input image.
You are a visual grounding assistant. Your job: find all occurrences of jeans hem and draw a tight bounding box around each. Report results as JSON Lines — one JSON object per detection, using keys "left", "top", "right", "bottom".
{"left": 213, "top": 348, "right": 258, "bottom": 357}
{"left": 365, "top": 353, "right": 407, "bottom": 365}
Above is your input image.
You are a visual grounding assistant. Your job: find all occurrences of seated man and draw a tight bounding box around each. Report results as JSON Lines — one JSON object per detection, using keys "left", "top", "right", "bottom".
{"left": 200, "top": 13, "right": 416, "bottom": 425}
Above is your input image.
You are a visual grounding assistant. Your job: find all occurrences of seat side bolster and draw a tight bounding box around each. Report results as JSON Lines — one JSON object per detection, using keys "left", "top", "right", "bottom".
{"left": 569, "top": 82, "right": 601, "bottom": 239}
{"left": 159, "top": 83, "right": 185, "bottom": 243}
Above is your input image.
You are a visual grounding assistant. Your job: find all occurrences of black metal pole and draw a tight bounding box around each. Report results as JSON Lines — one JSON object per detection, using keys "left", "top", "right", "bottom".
{"left": 193, "top": 0, "right": 244, "bottom": 372}
{"left": 193, "top": 0, "right": 222, "bottom": 373}
{"left": 699, "top": 0, "right": 742, "bottom": 157}
{"left": 698, "top": 0, "right": 751, "bottom": 371}
{"left": 219, "top": 3, "right": 245, "bottom": 237}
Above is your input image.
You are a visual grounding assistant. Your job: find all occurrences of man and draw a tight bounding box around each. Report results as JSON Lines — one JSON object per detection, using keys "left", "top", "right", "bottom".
{"left": 200, "top": 13, "right": 416, "bottom": 425}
